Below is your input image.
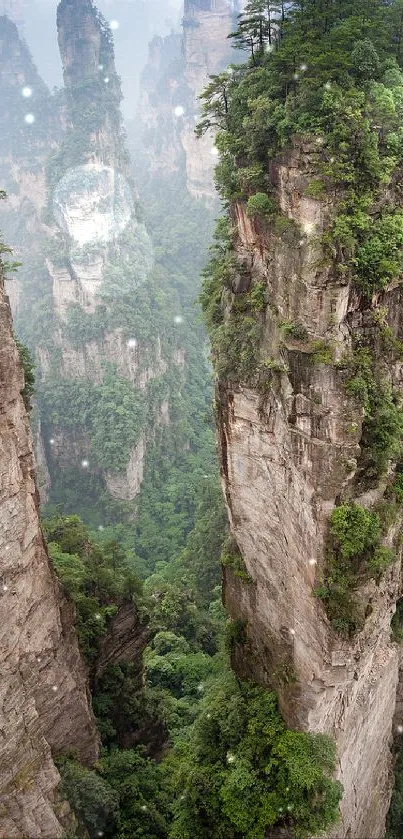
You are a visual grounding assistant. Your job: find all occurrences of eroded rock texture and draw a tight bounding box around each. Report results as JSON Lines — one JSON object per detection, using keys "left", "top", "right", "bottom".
{"left": 182, "top": 0, "right": 234, "bottom": 200}
{"left": 218, "top": 142, "right": 402, "bottom": 837}
{"left": 136, "top": 0, "right": 235, "bottom": 201}
{"left": 0, "top": 276, "right": 99, "bottom": 838}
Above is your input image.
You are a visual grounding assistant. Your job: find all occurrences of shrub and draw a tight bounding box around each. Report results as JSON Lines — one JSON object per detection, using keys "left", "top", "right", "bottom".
{"left": 330, "top": 504, "right": 380, "bottom": 560}
{"left": 169, "top": 675, "right": 342, "bottom": 839}
{"left": 221, "top": 537, "right": 252, "bottom": 583}
{"left": 280, "top": 321, "right": 309, "bottom": 341}
{"left": 368, "top": 546, "right": 396, "bottom": 581}
{"left": 57, "top": 757, "right": 119, "bottom": 839}
{"left": 15, "top": 339, "right": 35, "bottom": 410}
{"left": 246, "top": 193, "right": 276, "bottom": 218}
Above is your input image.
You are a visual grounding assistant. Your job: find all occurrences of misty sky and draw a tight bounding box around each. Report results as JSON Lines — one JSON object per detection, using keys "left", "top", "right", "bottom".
{"left": 16, "top": 0, "right": 183, "bottom": 117}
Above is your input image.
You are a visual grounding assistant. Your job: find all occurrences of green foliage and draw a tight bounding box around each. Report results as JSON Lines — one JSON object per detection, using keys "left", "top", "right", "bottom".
{"left": 57, "top": 756, "right": 120, "bottom": 839}
{"left": 368, "top": 546, "right": 396, "bottom": 581}
{"left": 304, "top": 178, "right": 326, "bottom": 199}
{"left": 248, "top": 281, "right": 268, "bottom": 311}
{"left": 311, "top": 340, "right": 334, "bottom": 365}
{"left": 317, "top": 503, "right": 395, "bottom": 633}
{"left": 45, "top": 515, "right": 142, "bottom": 670}
{"left": 15, "top": 339, "right": 35, "bottom": 410}
{"left": 280, "top": 321, "right": 308, "bottom": 341}
{"left": 226, "top": 619, "right": 248, "bottom": 651}
{"left": 341, "top": 349, "right": 403, "bottom": 480}
{"left": 391, "top": 468, "right": 403, "bottom": 503}
{"left": 330, "top": 504, "right": 381, "bottom": 560}
{"left": 246, "top": 192, "right": 276, "bottom": 218}
{"left": 221, "top": 536, "right": 252, "bottom": 583}
{"left": 386, "top": 748, "right": 403, "bottom": 839}
{"left": 391, "top": 598, "right": 403, "bottom": 642}
{"left": 168, "top": 674, "right": 342, "bottom": 839}
{"left": 39, "top": 366, "right": 145, "bottom": 473}
{"left": 101, "top": 748, "right": 171, "bottom": 838}
{"left": 354, "top": 211, "right": 403, "bottom": 295}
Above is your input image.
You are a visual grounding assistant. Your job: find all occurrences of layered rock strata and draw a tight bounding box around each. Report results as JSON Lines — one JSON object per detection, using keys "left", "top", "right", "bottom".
{"left": 218, "top": 142, "right": 402, "bottom": 837}
{"left": 0, "top": 274, "right": 98, "bottom": 839}
{"left": 136, "top": 0, "right": 236, "bottom": 201}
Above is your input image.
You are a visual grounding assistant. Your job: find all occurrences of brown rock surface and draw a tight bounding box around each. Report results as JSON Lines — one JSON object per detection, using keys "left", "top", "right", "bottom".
{"left": 0, "top": 275, "right": 99, "bottom": 838}
{"left": 217, "top": 142, "right": 403, "bottom": 837}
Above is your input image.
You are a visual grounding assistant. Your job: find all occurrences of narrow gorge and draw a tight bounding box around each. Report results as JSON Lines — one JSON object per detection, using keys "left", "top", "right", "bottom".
{"left": 2, "top": 0, "right": 403, "bottom": 838}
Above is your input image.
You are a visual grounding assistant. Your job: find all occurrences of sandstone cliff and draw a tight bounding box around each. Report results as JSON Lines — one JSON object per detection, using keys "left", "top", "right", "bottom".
{"left": 0, "top": 0, "right": 186, "bottom": 510}
{"left": 0, "top": 272, "right": 99, "bottom": 838}
{"left": 182, "top": 0, "right": 235, "bottom": 200}
{"left": 0, "top": 14, "right": 61, "bottom": 321}
{"left": 215, "top": 141, "right": 402, "bottom": 837}
{"left": 135, "top": 0, "right": 235, "bottom": 201}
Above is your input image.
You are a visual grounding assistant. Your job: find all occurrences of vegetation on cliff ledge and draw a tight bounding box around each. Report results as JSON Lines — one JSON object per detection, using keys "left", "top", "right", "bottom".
{"left": 200, "top": 0, "right": 403, "bottom": 597}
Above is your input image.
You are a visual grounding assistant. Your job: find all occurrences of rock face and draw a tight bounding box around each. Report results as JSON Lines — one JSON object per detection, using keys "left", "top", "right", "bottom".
{"left": 181, "top": 0, "right": 234, "bottom": 200}
{"left": 0, "top": 0, "right": 176, "bottom": 507}
{"left": 95, "top": 602, "right": 149, "bottom": 680}
{"left": 0, "top": 274, "right": 99, "bottom": 838}
{"left": 217, "top": 142, "right": 402, "bottom": 837}
{"left": 136, "top": 0, "right": 235, "bottom": 201}
{"left": 0, "top": 15, "right": 60, "bottom": 321}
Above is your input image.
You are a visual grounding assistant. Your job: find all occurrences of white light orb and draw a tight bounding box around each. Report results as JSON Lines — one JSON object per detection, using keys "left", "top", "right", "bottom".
{"left": 98, "top": 64, "right": 104, "bottom": 70}
{"left": 52, "top": 685, "right": 58, "bottom": 692}
{"left": 174, "top": 315, "right": 184, "bottom": 324}
{"left": 53, "top": 163, "right": 134, "bottom": 249}
{"left": 127, "top": 338, "right": 137, "bottom": 349}
{"left": 98, "top": 525, "right": 104, "bottom": 532}
{"left": 211, "top": 146, "right": 219, "bottom": 157}
{"left": 104, "top": 77, "right": 110, "bottom": 84}
{"left": 289, "top": 628, "right": 295, "bottom": 636}
{"left": 309, "top": 558, "right": 317, "bottom": 566}
{"left": 2, "top": 585, "right": 8, "bottom": 592}
{"left": 22, "top": 86, "right": 32, "bottom": 98}
{"left": 174, "top": 105, "right": 185, "bottom": 117}
{"left": 81, "top": 459, "right": 89, "bottom": 469}
{"left": 24, "top": 113, "right": 35, "bottom": 125}
{"left": 110, "top": 19, "right": 120, "bottom": 30}
{"left": 49, "top": 438, "right": 55, "bottom": 445}
{"left": 300, "top": 63, "right": 308, "bottom": 72}
{"left": 37, "top": 656, "right": 41, "bottom": 663}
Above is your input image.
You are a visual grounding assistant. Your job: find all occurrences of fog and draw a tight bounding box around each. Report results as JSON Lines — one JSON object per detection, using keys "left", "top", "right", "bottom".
{"left": 14, "top": 0, "right": 183, "bottom": 116}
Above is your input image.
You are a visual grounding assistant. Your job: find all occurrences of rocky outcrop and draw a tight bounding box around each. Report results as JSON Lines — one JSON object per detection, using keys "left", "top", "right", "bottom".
{"left": 135, "top": 31, "right": 188, "bottom": 183}
{"left": 181, "top": 0, "right": 235, "bottom": 200}
{"left": 95, "top": 602, "right": 149, "bottom": 680}
{"left": 0, "top": 0, "right": 175, "bottom": 507}
{"left": 135, "top": 0, "right": 236, "bottom": 201}
{"left": 217, "top": 142, "right": 402, "bottom": 837}
{"left": 0, "top": 274, "right": 99, "bottom": 838}
{"left": 0, "top": 15, "right": 60, "bottom": 321}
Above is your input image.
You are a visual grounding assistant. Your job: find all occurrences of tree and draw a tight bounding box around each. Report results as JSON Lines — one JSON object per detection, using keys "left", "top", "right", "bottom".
{"left": 196, "top": 72, "right": 233, "bottom": 138}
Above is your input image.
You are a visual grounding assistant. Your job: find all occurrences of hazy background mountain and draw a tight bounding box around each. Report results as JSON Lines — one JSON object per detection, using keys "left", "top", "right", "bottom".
{"left": 11, "top": 0, "right": 183, "bottom": 115}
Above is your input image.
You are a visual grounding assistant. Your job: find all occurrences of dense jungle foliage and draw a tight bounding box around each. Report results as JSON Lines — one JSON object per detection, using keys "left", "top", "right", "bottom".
{"left": 195, "top": 0, "right": 403, "bottom": 831}
{"left": 48, "top": 513, "right": 342, "bottom": 839}
{"left": 199, "top": 1, "right": 403, "bottom": 614}
{"left": 7, "top": 0, "right": 403, "bottom": 834}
